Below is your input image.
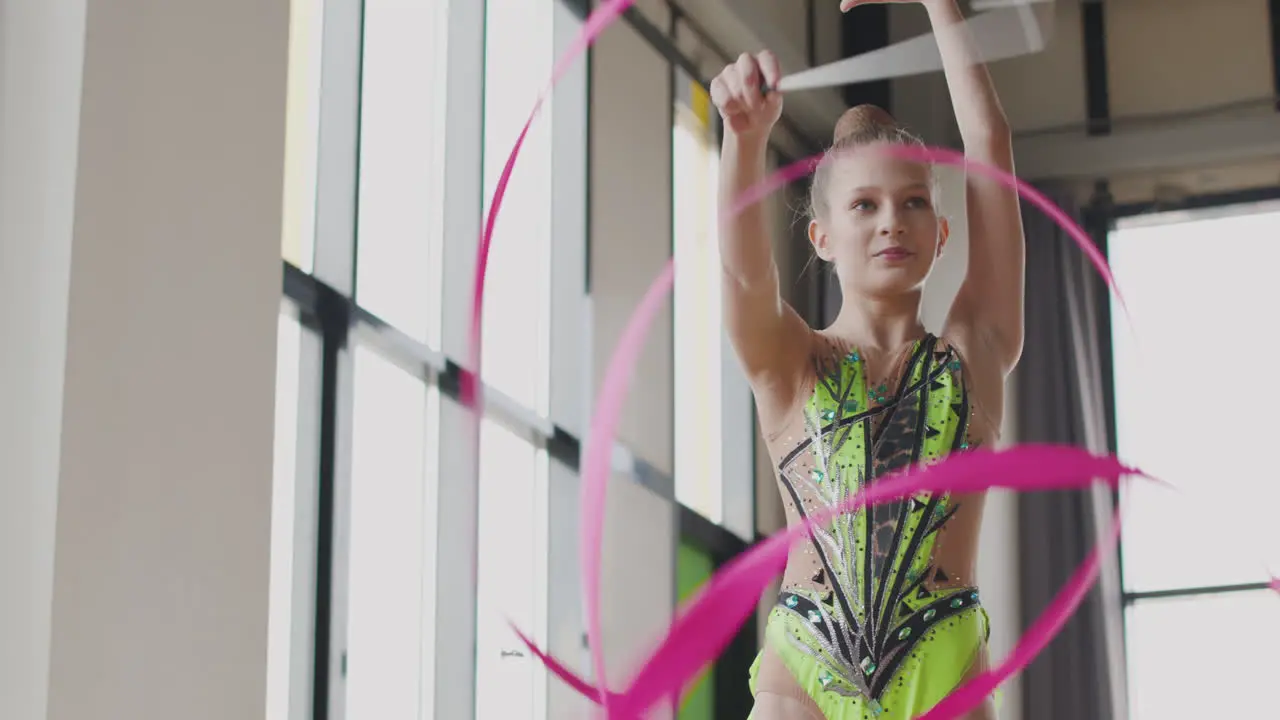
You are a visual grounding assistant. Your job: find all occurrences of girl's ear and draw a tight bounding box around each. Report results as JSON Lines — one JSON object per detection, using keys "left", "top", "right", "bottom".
{"left": 809, "top": 219, "right": 832, "bottom": 261}
{"left": 937, "top": 216, "right": 950, "bottom": 257}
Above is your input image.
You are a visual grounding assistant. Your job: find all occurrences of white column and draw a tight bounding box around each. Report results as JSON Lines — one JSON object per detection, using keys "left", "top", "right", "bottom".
{"left": 0, "top": 2, "right": 89, "bottom": 719}
{"left": 7, "top": 2, "right": 291, "bottom": 719}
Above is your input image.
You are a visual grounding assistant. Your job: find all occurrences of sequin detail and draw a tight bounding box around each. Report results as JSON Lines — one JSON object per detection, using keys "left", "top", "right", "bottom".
{"left": 768, "top": 334, "right": 985, "bottom": 706}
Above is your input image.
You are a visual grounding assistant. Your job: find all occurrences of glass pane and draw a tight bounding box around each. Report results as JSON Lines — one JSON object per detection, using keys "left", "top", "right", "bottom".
{"left": 676, "top": 542, "right": 715, "bottom": 720}
{"left": 475, "top": 417, "right": 546, "bottom": 720}
{"left": 267, "top": 309, "right": 304, "bottom": 720}
{"left": 355, "top": 0, "right": 449, "bottom": 347}
{"left": 673, "top": 92, "right": 724, "bottom": 524}
{"left": 281, "top": 0, "right": 322, "bottom": 272}
{"left": 346, "top": 345, "right": 439, "bottom": 719}
{"left": 1111, "top": 206, "right": 1280, "bottom": 592}
{"left": 481, "top": 0, "right": 552, "bottom": 413}
{"left": 1126, "top": 591, "right": 1280, "bottom": 720}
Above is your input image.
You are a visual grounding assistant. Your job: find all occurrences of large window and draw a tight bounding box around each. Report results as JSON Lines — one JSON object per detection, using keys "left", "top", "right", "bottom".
{"left": 672, "top": 71, "right": 755, "bottom": 540}
{"left": 354, "top": 0, "right": 449, "bottom": 346}
{"left": 267, "top": 305, "right": 319, "bottom": 720}
{"left": 280, "top": 0, "right": 323, "bottom": 272}
{"left": 475, "top": 418, "right": 549, "bottom": 720}
{"left": 673, "top": 76, "right": 724, "bottom": 525}
{"left": 1110, "top": 201, "right": 1280, "bottom": 719}
{"left": 480, "top": 0, "right": 553, "bottom": 414}
{"left": 345, "top": 344, "right": 440, "bottom": 718}
{"left": 471, "top": 2, "right": 555, "bottom": 718}
{"left": 271, "top": 2, "right": 767, "bottom": 717}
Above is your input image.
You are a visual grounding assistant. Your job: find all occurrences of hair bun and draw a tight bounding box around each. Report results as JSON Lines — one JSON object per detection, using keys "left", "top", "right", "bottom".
{"left": 833, "top": 104, "right": 898, "bottom": 143}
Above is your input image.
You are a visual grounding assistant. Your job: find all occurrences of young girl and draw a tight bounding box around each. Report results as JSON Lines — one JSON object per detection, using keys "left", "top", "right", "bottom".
{"left": 709, "top": 1, "right": 1025, "bottom": 718}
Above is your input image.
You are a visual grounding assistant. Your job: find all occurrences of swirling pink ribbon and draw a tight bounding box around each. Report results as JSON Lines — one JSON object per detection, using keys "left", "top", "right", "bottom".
{"left": 465, "top": 2, "right": 1273, "bottom": 718}
{"left": 462, "top": 1, "right": 638, "bottom": 709}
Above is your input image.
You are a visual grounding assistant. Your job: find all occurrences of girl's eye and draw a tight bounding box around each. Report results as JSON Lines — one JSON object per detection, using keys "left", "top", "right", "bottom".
{"left": 905, "top": 196, "right": 930, "bottom": 209}
{"left": 851, "top": 199, "right": 875, "bottom": 212}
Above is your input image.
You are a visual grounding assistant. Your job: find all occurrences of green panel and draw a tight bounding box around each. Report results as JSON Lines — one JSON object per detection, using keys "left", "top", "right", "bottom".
{"left": 677, "top": 542, "right": 715, "bottom": 720}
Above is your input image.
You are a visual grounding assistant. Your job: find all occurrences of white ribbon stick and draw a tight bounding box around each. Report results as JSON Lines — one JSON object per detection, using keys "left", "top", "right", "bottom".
{"left": 777, "top": 2, "right": 1054, "bottom": 93}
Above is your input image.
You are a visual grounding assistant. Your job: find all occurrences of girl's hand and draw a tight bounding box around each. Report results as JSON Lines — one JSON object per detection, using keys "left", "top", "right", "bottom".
{"left": 709, "top": 52, "right": 783, "bottom": 142}
{"left": 840, "top": 0, "right": 937, "bottom": 10}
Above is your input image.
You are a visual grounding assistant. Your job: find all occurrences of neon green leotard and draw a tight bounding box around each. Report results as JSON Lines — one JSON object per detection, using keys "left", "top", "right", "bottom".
{"left": 749, "top": 333, "right": 993, "bottom": 719}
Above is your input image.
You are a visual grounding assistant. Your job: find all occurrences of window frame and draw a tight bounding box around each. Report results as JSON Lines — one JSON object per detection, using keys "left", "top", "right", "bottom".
{"left": 1103, "top": 185, "right": 1280, "bottom": 717}
{"left": 1108, "top": 191, "right": 1280, "bottom": 607}
{"left": 275, "top": 0, "right": 837, "bottom": 717}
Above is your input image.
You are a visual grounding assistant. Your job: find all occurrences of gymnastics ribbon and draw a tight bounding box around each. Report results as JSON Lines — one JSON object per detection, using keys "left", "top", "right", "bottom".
{"left": 466, "top": 2, "right": 1269, "bottom": 719}
{"left": 463, "top": 3, "right": 640, "bottom": 713}
{"left": 510, "top": 144, "right": 1145, "bottom": 720}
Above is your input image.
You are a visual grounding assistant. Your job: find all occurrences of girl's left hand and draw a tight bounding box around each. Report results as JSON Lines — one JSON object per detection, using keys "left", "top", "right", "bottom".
{"left": 839, "top": 0, "right": 934, "bottom": 10}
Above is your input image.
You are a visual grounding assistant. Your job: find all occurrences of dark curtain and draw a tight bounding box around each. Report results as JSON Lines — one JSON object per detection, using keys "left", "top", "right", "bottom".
{"left": 1015, "top": 185, "right": 1128, "bottom": 720}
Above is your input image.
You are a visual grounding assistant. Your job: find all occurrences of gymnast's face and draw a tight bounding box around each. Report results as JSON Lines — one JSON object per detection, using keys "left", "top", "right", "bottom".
{"left": 808, "top": 145, "right": 948, "bottom": 299}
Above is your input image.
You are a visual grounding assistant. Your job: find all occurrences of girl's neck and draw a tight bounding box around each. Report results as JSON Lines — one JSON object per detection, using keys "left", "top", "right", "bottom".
{"left": 825, "top": 289, "right": 927, "bottom": 354}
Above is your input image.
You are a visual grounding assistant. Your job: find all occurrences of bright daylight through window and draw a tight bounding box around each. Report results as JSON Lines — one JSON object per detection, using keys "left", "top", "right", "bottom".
{"left": 1110, "top": 202, "right": 1280, "bottom": 720}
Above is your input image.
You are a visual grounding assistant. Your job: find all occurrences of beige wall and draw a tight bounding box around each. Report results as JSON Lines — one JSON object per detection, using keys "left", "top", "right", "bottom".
{"left": 884, "top": 0, "right": 1280, "bottom": 199}
{"left": 592, "top": 14, "right": 676, "bottom": 476}
{"left": 683, "top": 0, "right": 1280, "bottom": 199}
{"left": 1105, "top": 0, "right": 1274, "bottom": 120}
{"left": 2, "top": 2, "right": 288, "bottom": 719}
{"left": 581, "top": 13, "right": 678, "bottom": 720}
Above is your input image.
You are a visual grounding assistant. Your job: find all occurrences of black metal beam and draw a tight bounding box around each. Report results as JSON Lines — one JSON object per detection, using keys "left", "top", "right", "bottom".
{"left": 1124, "top": 580, "right": 1275, "bottom": 604}
{"left": 714, "top": 594, "right": 759, "bottom": 719}
{"left": 678, "top": 504, "right": 749, "bottom": 560}
{"left": 1086, "top": 181, "right": 1117, "bottom": 458}
{"left": 806, "top": 0, "right": 817, "bottom": 67}
{"left": 1270, "top": 0, "right": 1280, "bottom": 110}
{"left": 1109, "top": 184, "right": 1280, "bottom": 219}
{"left": 832, "top": 2, "right": 892, "bottom": 328}
{"left": 840, "top": 4, "right": 891, "bottom": 112}
{"left": 1081, "top": 0, "right": 1111, "bottom": 135}
{"left": 307, "top": 270, "right": 351, "bottom": 720}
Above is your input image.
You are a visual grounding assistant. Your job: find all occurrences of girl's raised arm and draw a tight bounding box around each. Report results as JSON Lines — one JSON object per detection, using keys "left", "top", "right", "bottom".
{"left": 844, "top": 0, "right": 1027, "bottom": 375}
{"left": 711, "top": 52, "right": 811, "bottom": 419}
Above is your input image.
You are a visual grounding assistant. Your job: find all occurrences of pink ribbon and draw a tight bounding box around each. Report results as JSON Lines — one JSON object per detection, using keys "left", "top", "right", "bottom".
{"left": 465, "top": 1, "right": 1274, "bottom": 718}
{"left": 461, "top": 0, "right": 637, "bottom": 708}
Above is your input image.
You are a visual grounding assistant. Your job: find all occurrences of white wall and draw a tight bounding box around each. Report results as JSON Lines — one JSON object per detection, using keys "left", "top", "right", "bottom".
{"left": 0, "top": 2, "right": 87, "bottom": 719}
{"left": 0, "top": 2, "right": 289, "bottom": 718}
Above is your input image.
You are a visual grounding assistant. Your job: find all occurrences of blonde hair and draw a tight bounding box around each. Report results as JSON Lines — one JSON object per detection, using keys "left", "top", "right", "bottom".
{"left": 808, "top": 104, "right": 931, "bottom": 219}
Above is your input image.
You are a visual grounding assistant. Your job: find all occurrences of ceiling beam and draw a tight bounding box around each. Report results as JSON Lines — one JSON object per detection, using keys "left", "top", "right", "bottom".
{"left": 841, "top": 4, "right": 892, "bottom": 112}
{"left": 1013, "top": 111, "right": 1280, "bottom": 180}
{"left": 1081, "top": 0, "right": 1111, "bottom": 135}
{"left": 1270, "top": 0, "right": 1280, "bottom": 111}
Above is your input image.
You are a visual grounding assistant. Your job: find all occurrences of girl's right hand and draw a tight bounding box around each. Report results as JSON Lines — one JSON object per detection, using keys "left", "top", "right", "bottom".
{"left": 709, "top": 51, "right": 783, "bottom": 142}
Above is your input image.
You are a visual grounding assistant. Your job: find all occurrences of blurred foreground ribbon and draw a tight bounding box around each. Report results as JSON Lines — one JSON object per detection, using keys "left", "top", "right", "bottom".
{"left": 463, "top": 1, "right": 1271, "bottom": 718}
